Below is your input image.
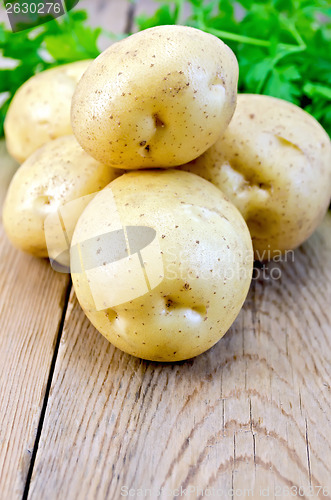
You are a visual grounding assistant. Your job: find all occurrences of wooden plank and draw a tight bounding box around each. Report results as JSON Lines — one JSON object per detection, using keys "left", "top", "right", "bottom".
{"left": 78, "top": 0, "right": 132, "bottom": 50}
{"left": 0, "top": 5, "right": 10, "bottom": 26}
{"left": 0, "top": 140, "right": 70, "bottom": 498}
{"left": 0, "top": 3, "right": 131, "bottom": 496}
{"left": 28, "top": 213, "right": 331, "bottom": 499}
{"left": 2, "top": 1, "right": 331, "bottom": 498}
{"left": 0, "top": 0, "right": 131, "bottom": 52}
{"left": 0, "top": 0, "right": 131, "bottom": 30}
{"left": 79, "top": 0, "right": 130, "bottom": 31}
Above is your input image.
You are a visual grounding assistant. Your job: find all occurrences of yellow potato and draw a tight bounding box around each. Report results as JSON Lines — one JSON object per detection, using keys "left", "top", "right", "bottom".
{"left": 181, "top": 94, "right": 331, "bottom": 259}
{"left": 3, "top": 135, "right": 120, "bottom": 259}
{"left": 0, "top": 139, "right": 19, "bottom": 206}
{"left": 71, "top": 25, "right": 238, "bottom": 169}
{"left": 71, "top": 170, "right": 253, "bottom": 362}
{"left": 4, "top": 60, "right": 92, "bottom": 163}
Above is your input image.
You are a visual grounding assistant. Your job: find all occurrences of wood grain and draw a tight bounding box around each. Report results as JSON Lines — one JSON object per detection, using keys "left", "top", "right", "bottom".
{"left": 28, "top": 213, "right": 331, "bottom": 500}
{"left": 0, "top": 5, "right": 10, "bottom": 26}
{"left": 0, "top": 141, "right": 70, "bottom": 498}
{"left": 78, "top": 0, "right": 132, "bottom": 51}
{"left": 1, "top": 1, "right": 331, "bottom": 499}
{"left": 0, "top": 2, "right": 130, "bottom": 498}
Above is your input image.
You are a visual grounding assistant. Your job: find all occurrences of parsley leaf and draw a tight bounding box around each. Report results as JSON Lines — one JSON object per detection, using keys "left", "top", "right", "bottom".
{"left": 1, "top": 1, "right": 330, "bottom": 139}
{"left": 135, "top": 0, "right": 331, "bottom": 137}
{"left": 0, "top": 9, "right": 103, "bottom": 136}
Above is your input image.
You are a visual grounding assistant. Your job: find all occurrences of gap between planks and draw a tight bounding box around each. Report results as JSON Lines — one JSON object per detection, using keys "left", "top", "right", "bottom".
{"left": 0, "top": 1, "right": 136, "bottom": 498}
{"left": 21, "top": 0, "right": 136, "bottom": 495}
{"left": 22, "top": 282, "right": 72, "bottom": 500}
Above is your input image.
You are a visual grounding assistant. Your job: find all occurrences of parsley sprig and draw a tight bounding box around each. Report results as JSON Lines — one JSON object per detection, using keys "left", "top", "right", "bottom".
{"left": 0, "top": 9, "right": 103, "bottom": 136}
{"left": 136, "top": 0, "right": 331, "bottom": 136}
{"left": 0, "top": 2, "right": 330, "bottom": 138}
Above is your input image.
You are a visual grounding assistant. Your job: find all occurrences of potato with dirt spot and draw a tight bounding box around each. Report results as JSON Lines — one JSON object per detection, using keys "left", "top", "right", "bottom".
{"left": 181, "top": 94, "right": 331, "bottom": 259}
{"left": 70, "top": 169, "right": 253, "bottom": 362}
{"left": 3, "top": 135, "right": 121, "bottom": 259}
{"left": 71, "top": 25, "right": 238, "bottom": 169}
{"left": 4, "top": 60, "right": 92, "bottom": 163}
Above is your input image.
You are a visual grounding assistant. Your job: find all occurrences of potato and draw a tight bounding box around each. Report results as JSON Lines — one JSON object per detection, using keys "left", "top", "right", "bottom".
{"left": 0, "top": 139, "right": 19, "bottom": 206}
{"left": 4, "top": 60, "right": 92, "bottom": 163}
{"left": 3, "top": 135, "right": 120, "bottom": 260}
{"left": 71, "top": 25, "right": 238, "bottom": 169}
{"left": 71, "top": 169, "right": 253, "bottom": 361}
{"left": 181, "top": 94, "right": 331, "bottom": 259}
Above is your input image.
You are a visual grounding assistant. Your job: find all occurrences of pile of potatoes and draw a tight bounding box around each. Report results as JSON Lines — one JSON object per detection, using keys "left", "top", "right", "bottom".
{"left": 3, "top": 26, "right": 331, "bottom": 362}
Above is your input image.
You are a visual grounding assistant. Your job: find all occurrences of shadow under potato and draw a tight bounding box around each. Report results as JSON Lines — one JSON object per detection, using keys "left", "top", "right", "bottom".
{"left": 69, "top": 218, "right": 329, "bottom": 378}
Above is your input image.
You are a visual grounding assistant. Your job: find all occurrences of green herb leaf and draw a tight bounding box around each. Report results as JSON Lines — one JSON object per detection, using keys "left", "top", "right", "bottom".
{"left": 0, "top": 8, "right": 104, "bottom": 136}
{"left": 135, "top": 0, "right": 331, "bottom": 136}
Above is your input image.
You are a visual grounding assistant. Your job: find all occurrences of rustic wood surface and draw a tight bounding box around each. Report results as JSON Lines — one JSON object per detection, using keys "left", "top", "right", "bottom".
{"left": 0, "top": 1, "right": 330, "bottom": 499}
{"left": 0, "top": 140, "right": 70, "bottom": 498}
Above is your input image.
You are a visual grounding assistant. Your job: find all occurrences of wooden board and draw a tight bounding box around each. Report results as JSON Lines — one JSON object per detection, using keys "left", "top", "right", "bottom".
{"left": 27, "top": 213, "right": 331, "bottom": 500}
{"left": 0, "top": 1, "right": 330, "bottom": 499}
{"left": 0, "top": 141, "right": 70, "bottom": 498}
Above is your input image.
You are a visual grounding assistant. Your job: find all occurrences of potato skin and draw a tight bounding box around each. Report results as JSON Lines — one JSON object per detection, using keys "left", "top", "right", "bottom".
{"left": 71, "top": 25, "right": 238, "bottom": 169}
{"left": 0, "top": 139, "right": 19, "bottom": 204}
{"left": 3, "top": 135, "right": 120, "bottom": 257}
{"left": 4, "top": 60, "right": 92, "bottom": 163}
{"left": 181, "top": 94, "right": 331, "bottom": 258}
{"left": 71, "top": 170, "right": 253, "bottom": 362}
